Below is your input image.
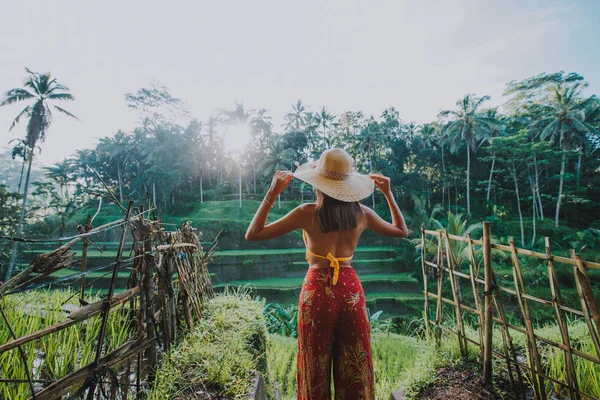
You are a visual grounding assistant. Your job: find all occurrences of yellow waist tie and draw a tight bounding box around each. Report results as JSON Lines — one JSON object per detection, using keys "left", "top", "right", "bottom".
{"left": 302, "top": 230, "right": 353, "bottom": 285}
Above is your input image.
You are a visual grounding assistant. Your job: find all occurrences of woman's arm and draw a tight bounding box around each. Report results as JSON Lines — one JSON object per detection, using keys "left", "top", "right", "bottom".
{"left": 364, "top": 174, "right": 409, "bottom": 238}
{"left": 245, "top": 171, "right": 305, "bottom": 241}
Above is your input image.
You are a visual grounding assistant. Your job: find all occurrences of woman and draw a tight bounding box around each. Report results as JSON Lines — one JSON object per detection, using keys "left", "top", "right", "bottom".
{"left": 246, "top": 148, "right": 408, "bottom": 399}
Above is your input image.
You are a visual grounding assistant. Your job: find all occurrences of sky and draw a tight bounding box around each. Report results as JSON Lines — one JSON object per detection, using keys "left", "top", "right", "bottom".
{"left": 0, "top": 0, "right": 599, "bottom": 167}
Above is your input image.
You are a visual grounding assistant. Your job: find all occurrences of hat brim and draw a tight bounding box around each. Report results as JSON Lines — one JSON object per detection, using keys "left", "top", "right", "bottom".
{"left": 293, "top": 161, "right": 374, "bottom": 202}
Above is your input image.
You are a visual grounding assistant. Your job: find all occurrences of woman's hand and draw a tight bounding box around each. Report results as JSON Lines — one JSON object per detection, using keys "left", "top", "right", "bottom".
{"left": 369, "top": 173, "right": 391, "bottom": 196}
{"left": 268, "top": 170, "right": 293, "bottom": 196}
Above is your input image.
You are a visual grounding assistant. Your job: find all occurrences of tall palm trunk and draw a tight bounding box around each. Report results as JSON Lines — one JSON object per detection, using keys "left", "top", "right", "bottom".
{"left": 576, "top": 149, "right": 582, "bottom": 190}
{"left": 486, "top": 152, "right": 496, "bottom": 203}
{"left": 17, "top": 152, "right": 27, "bottom": 195}
{"left": 441, "top": 145, "right": 446, "bottom": 209}
{"left": 528, "top": 168, "right": 537, "bottom": 248}
{"left": 7, "top": 151, "right": 34, "bottom": 279}
{"left": 466, "top": 146, "right": 471, "bottom": 216}
{"left": 117, "top": 162, "right": 123, "bottom": 203}
{"left": 512, "top": 163, "right": 525, "bottom": 248}
{"left": 534, "top": 156, "right": 544, "bottom": 221}
{"left": 555, "top": 150, "right": 566, "bottom": 228}
{"left": 200, "top": 174, "right": 203, "bottom": 203}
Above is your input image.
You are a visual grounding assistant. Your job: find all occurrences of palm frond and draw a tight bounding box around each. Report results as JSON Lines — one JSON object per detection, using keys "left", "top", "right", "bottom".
{"left": 0, "top": 88, "right": 35, "bottom": 106}
{"left": 53, "top": 105, "right": 79, "bottom": 121}
{"left": 9, "top": 105, "right": 32, "bottom": 130}
{"left": 47, "top": 93, "right": 75, "bottom": 101}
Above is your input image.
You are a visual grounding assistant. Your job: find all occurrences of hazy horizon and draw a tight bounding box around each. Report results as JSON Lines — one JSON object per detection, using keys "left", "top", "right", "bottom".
{"left": 1, "top": 0, "right": 599, "bottom": 167}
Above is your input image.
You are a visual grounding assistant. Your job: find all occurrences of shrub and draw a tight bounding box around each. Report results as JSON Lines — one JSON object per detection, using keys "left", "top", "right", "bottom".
{"left": 148, "top": 289, "right": 268, "bottom": 399}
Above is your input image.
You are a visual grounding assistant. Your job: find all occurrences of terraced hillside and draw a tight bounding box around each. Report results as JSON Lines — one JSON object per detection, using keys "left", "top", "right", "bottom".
{"left": 210, "top": 247, "right": 422, "bottom": 316}
{"left": 18, "top": 242, "right": 422, "bottom": 317}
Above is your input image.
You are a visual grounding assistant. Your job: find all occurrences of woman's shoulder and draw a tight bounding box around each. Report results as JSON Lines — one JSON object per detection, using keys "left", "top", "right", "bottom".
{"left": 296, "top": 203, "right": 317, "bottom": 213}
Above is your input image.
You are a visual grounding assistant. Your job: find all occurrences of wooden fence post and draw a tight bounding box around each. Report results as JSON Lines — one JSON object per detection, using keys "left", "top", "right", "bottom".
{"left": 79, "top": 214, "right": 91, "bottom": 300}
{"left": 482, "top": 222, "right": 493, "bottom": 386}
{"left": 546, "top": 238, "right": 579, "bottom": 399}
{"left": 421, "top": 226, "right": 430, "bottom": 338}
{"left": 509, "top": 238, "right": 546, "bottom": 400}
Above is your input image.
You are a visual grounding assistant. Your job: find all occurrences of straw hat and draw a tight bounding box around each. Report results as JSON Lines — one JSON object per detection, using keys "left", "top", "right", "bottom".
{"left": 293, "top": 148, "right": 374, "bottom": 202}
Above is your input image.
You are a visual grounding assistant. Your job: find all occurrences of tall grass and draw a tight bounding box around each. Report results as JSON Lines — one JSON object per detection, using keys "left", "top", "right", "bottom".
{"left": 148, "top": 288, "right": 268, "bottom": 399}
{"left": 508, "top": 320, "right": 600, "bottom": 398}
{"left": 0, "top": 289, "right": 133, "bottom": 399}
{"left": 267, "top": 332, "right": 424, "bottom": 400}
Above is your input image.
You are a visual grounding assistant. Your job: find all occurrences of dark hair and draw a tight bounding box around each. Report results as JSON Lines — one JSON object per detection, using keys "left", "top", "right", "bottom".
{"left": 315, "top": 190, "right": 363, "bottom": 233}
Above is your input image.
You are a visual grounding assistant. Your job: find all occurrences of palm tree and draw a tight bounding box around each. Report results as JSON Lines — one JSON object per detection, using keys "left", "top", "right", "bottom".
{"left": 481, "top": 109, "right": 504, "bottom": 203}
{"left": 260, "top": 139, "right": 297, "bottom": 209}
{"left": 283, "top": 100, "right": 306, "bottom": 133}
{"left": 44, "top": 159, "right": 74, "bottom": 200}
{"left": 533, "top": 82, "right": 600, "bottom": 227}
{"left": 9, "top": 138, "right": 40, "bottom": 195}
{"left": 0, "top": 67, "right": 78, "bottom": 279}
{"left": 356, "top": 120, "right": 385, "bottom": 208}
{"left": 438, "top": 94, "right": 493, "bottom": 216}
{"left": 302, "top": 111, "right": 320, "bottom": 157}
{"left": 314, "top": 106, "right": 336, "bottom": 150}
{"left": 97, "top": 131, "right": 134, "bottom": 203}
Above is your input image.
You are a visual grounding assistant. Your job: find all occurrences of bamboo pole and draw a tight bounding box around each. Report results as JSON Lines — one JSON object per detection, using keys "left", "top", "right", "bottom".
{"left": 421, "top": 226, "right": 431, "bottom": 337}
{"left": 467, "top": 234, "right": 484, "bottom": 362}
{"left": 509, "top": 238, "right": 546, "bottom": 400}
{"left": 92, "top": 201, "right": 133, "bottom": 369}
{"left": 427, "top": 319, "right": 600, "bottom": 400}
{"left": 0, "top": 218, "right": 130, "bottom": 294}
{"left": 490, "top": 271, "right": 526, "bottom": 399}
{"left": 0, "top": 286, "right": 140, "bottom": 353}
{"left": 571, "top": 250, "right": 600, "bottom": 357}
{"left": 424, "top": 259, "right": 586, "bottom": 317}
{"left": 167, "top": 255, "right": 177, "bottom": 345}
{"left": 30, "top": 337, "right": 155, "bottom": 400}
{"left": 434, "top": 231, "right": 444, "bottom": 346}
{"left": 79, "top": 215, "right": 92, "bottom": 299}
{"left": 546, "top": 238, "right": 579, "bottom": 399}
{"left": 482, "top": 222, "right": 493, "bottom": 386}
{"left": 423, "top": 229, "right": 600, "bottom": 270}
{"left": 427, "top": 291, "right": 600, "bottom": 365}
{"left": 443, "top": 231, "right": 468, "bottom": 358}
{"left": 0, "top": 301, "right": 36, "bottom": 399}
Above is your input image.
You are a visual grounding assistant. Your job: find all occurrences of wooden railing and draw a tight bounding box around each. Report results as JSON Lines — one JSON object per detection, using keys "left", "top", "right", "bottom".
{"left": 0, "top": 202, "right": 216, "bottom": 399}
{"left": 421, "top": 222, "right": 600, "bottom": 400}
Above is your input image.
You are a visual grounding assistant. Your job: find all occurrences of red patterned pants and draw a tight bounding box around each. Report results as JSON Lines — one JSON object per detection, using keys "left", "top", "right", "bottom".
{"left": 296, "top": 266, "right": 375, "bottom": 399}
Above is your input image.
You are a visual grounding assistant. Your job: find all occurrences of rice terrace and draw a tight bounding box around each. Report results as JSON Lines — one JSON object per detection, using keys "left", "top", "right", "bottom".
{"left": 1, "top": 2, "right": 600, "bottom": 399}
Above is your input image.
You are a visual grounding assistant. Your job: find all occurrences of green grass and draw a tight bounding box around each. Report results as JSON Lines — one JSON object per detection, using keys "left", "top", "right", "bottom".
{"left": 0, "top": 289, "right": 133, "bottom": 399}
{"left": 148, "top": 289, "right": 268, "bottom": 399}
{"left": 266, "top": 332, "right": 427, "bottom": 400}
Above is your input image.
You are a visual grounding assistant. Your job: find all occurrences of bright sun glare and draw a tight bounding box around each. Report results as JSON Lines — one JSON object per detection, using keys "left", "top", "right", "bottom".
{"left": 223, "top": 123, "right": 252, "bottom": 154}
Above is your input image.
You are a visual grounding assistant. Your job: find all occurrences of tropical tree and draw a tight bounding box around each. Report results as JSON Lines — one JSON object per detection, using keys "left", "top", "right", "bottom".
{"left": 314, "top": 106, "right": 336, "bottom": 150}
{"left": 43, "top": 159, "right": 74, "bottom": 201}
{"left": 0, "top": 67, "right": 78, "bottom": 279}
{"left": 438, "top": 94, "right": 493, "bottom": 216}
{"left": 283, "top": 100, "right": 306, "bottom": 133}
{"left": 97, "top": 131, "right": 134, "bottom": 203}
{"left": 533, "top": 81, "right": 598, "bottom": 227}
{"left": 505, "top": 72, "right": 600, "bottom": 227}
{"left": 9, "top": 138, "right": 40, "bottom": 195}
{"left": 481, "top": 109, "right": 504, "bottom": 203}
{"left": 259, "top": 139, "right": 297, "bottom": 208}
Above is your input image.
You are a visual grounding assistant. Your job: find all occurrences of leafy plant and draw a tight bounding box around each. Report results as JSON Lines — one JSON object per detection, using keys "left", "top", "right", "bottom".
{"left": 264, "top": 303, "right": 298, "bottom": 338}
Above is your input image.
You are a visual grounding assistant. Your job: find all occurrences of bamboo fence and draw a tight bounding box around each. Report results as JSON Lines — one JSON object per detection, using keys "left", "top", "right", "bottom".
{"left": 0, "top": 201, "right": 217, "bottom": 399}
{"left": 421, "top": 222, "right": 600, "bottom": 400}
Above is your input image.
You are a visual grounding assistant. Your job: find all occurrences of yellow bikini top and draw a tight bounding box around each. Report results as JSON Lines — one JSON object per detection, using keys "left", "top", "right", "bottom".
{"left": 302, "top": 229, "right": 353, "bottom": 285}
